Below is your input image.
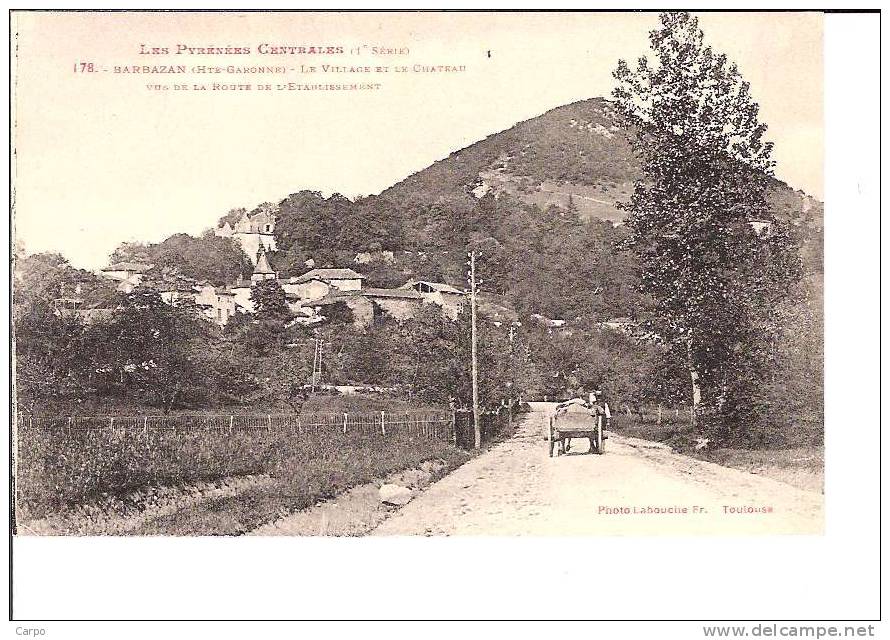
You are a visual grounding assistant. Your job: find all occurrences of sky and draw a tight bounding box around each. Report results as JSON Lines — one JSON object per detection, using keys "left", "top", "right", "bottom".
{"left": 12, "top": 11, "right": 823, "bottom": 270}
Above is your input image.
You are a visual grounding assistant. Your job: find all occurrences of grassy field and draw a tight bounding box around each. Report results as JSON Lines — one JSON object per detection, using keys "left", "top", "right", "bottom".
{"left": 695, "top": 446, "right": 824, "bottom": 494}
{"left": 127, "top": 432, "right": 472, "bottom": 535}
{"left": 609, "top": 414, "right": 824, "bottom": 493}
{"left": 15, "top": 410, "right": 470, "bottom": 534}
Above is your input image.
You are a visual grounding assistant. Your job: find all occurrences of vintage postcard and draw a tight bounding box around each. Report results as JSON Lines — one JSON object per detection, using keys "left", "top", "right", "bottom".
{"left": 11, "top": 10, "right": 824, "bottom": 538}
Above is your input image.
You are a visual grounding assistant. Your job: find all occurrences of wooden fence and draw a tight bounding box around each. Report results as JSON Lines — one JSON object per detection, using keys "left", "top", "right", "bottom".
{"left": 17, "top": 407, "right": 520, "bottom": 450}
{"left": 17, "top": 410, "right": 455, "bottom": 440}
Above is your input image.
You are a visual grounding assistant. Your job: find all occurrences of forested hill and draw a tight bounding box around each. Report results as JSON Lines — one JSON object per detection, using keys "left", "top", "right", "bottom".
{"left": 269, "top": 97, "right": 822, "bottom": 319}
{"left": 104, "top": 96, "right": 823, "bottom": 324}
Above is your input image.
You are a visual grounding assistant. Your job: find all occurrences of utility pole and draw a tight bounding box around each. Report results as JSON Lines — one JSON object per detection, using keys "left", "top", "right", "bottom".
{"left": 311, "top": 338, "right": 323, "bottom": 393}
{"left": 468, "top": 251, "right": 481, "bottom": 449}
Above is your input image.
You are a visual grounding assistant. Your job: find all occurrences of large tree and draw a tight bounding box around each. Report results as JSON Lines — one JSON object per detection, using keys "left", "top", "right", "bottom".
{"left": 13, "top": 298, "right": 90, "bottom": 414}
{"left": 109, "top": 233, "right": 253, "bottom": 286}
{"left": 89, "top": 290, "right": 210, "bottom": 413}
{"left": 250, "top": 279, "right": 289, "bottom": 319}
{"left": 612, "top": 12, "right": 801, "bottom": 441}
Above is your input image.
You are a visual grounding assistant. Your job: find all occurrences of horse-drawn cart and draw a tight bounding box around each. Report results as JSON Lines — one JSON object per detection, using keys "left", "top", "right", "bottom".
{"left": 547, "top": 399, "right": 610, "bottom": 457}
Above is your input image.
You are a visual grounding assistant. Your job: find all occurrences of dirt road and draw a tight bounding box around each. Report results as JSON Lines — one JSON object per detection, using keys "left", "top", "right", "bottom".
{"left": 373, "top": 404, "right": 823, "bottom": 536}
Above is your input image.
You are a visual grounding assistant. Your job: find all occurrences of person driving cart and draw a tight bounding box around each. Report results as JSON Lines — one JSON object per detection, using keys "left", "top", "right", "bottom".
{"left": 564, "top": 391, "right": 604, "bottom": 452}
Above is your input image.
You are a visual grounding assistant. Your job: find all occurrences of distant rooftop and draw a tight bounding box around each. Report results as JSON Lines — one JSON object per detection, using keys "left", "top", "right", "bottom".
{"left": 363, "top": 288, "right": 424, "bottom": 300}
{"left": 102, "top": 262, "right": 153, "bottom": 273}
{"left": 401, "top": 279, "right": 464, "bottom": 295}
{"left": 291, "top": 268, "right": 365, "bottom": 284}
{"left": 311, "top": 287, "right": 424, "bottom": 304}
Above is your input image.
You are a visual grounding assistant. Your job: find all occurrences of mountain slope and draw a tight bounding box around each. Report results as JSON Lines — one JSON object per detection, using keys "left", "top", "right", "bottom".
{"left": 382, "top": 97, "right": 822, "bottom": 230}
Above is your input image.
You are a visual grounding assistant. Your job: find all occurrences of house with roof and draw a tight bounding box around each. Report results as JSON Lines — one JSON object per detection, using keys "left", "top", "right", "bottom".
{"left": 157, "top": 280, "right": 196, "bottom": 306}
{"left": 99, "top": 262, "right": 153, "bottom": 293}
{"left": 399, "top": 279, "right": 466, "bottom": 319}
{"left": 309, "top": 287, "right": 426, "bottom": 327}
{"left": 282, "top": 268, "right": 365, "bottom": 302}
{"left": 140, "top": 270, "right": 200, "bottom": 307}
{"left": 364, "top": 288, "right": 426, "bottom": 322}
{"left": 227, "top": 276, "right": 255, "bottom": 315}
{"left": 310, "top": 291, "right": 374, "bottom": 326}
{"left": 304, "top": 278, "right": 467, "bottom": 328}
{"left": 52, "top": 284, "right": 119, "bottom": 324}
{"left": 214, "top": 206, "right": 277, "bottom": 265}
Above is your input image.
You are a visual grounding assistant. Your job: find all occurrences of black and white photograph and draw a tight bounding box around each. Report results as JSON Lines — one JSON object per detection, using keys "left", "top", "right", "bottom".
{"left": 6, "top": 6, "right": 881, "bottom": 629}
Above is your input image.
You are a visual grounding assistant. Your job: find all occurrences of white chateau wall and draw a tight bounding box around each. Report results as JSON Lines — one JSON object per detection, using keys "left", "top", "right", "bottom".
{"left": 330, "top": 278, "right": 362, "bottom": 292}
{"left": 231, "top": 287, "right": 254, "bottom": 314}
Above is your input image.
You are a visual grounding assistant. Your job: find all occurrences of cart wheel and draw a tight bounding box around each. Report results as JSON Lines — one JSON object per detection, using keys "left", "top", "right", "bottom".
{"left": 596, "top": 420, "right": 605, "bottom": 455}
{"left": 547, "top": 418, "right": 554, "bottom": 457}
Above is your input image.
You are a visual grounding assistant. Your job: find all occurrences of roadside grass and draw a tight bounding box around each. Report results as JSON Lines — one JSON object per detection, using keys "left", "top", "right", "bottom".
{"left": 609, "top": 416, "right": 824, "bottom": 493}
{"left": 15, "top": 417, "right": 463, "bottom": 526}
{"left": 129, "top": 433, "right": 471, "bottom": 535}
{"left": 695, "top": 447, "right": 824, "bottom": 494}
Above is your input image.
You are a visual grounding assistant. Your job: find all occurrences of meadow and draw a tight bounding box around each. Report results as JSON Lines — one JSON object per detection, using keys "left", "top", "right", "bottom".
{"left": 608, "top": 410, "right": 824, "bottom": 493}
{"left": 15, "top": 410, "right": 472, "bottom": 533}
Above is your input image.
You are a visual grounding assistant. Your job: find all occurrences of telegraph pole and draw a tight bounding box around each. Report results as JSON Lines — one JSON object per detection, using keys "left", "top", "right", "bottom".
{"left": 311, "top": 338, "right": 323, "bottom": 393}
{"left": 468, "top": 251, "right": 481, "bottom": 449}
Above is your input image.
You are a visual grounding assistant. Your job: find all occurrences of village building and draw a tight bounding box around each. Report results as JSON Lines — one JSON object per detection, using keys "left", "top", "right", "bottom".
{"left": 399, "top": 279, "right": 466, "bottom": 319}
{"left": 281, "top": 268, "right": 365, "bottom": 302}
{"left": 310, "top": 290, "right": 374, "bottom": 326}
{"left": 307, "top": 279, "right": 466, "bottom": 328}
{"left": 227, "top": 276, "right": 255, "bottom": 315}
{"left": 354, "top": 249, "right": 395, "bottom": 265}
{"left": 99, "top": 262, "right": 153, "bottom": 293}
{"left": 530, "top": 313, "right": 567, "bottom": 329}
{"left": 250, "top": 247, "right": 276, "bottom": 284}
{"left": 364, "top": 288, "right": 426, "bottom": 321}
{"left": 157, "top": 281, "right": 195, "bottom": 306}
{"left": 52, "top": 285, "right": 118, "bottom": 324}
{"left": 749, "top": 219, "right": 773, "bottom": 236}
{"left": 211, "top": 290, "right": 241, "bottom": 325}
{"left": 310, "top": 288, "right": 425, "bottom": 327}
{"left": 214, "top": 208, "right": 277, "bottom": 265}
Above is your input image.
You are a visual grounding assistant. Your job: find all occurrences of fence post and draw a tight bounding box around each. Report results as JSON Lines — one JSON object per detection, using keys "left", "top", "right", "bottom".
{"left": 343, "top": 412, "right": 348, "bottom": 434}
{"left": 67, "top": 416, "right": 72, "bottom": 437}
{"left": 451, "top": 411, "right": 457, "bottom": 445}
{"left": 267, "top": 414, "right": 272, "bottom": 430}
{"left": 143, "top": 415, "right": 148, "bottom": 434}
{"left": 380, "top": 410, "right": 386, "bottom": 435}
{"left": 297, "top": 416, "right": 302, "bottom": 434}
{"left": 657, "top": 404, "right": 663, "bottom": 425}
{"left": 109, "top": 416, "right": 114, "bottom": 430}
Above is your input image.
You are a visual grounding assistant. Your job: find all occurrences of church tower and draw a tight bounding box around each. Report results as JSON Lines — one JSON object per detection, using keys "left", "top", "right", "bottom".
{"left": 251, "top": 245, "right": 276, "bottom": 283}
